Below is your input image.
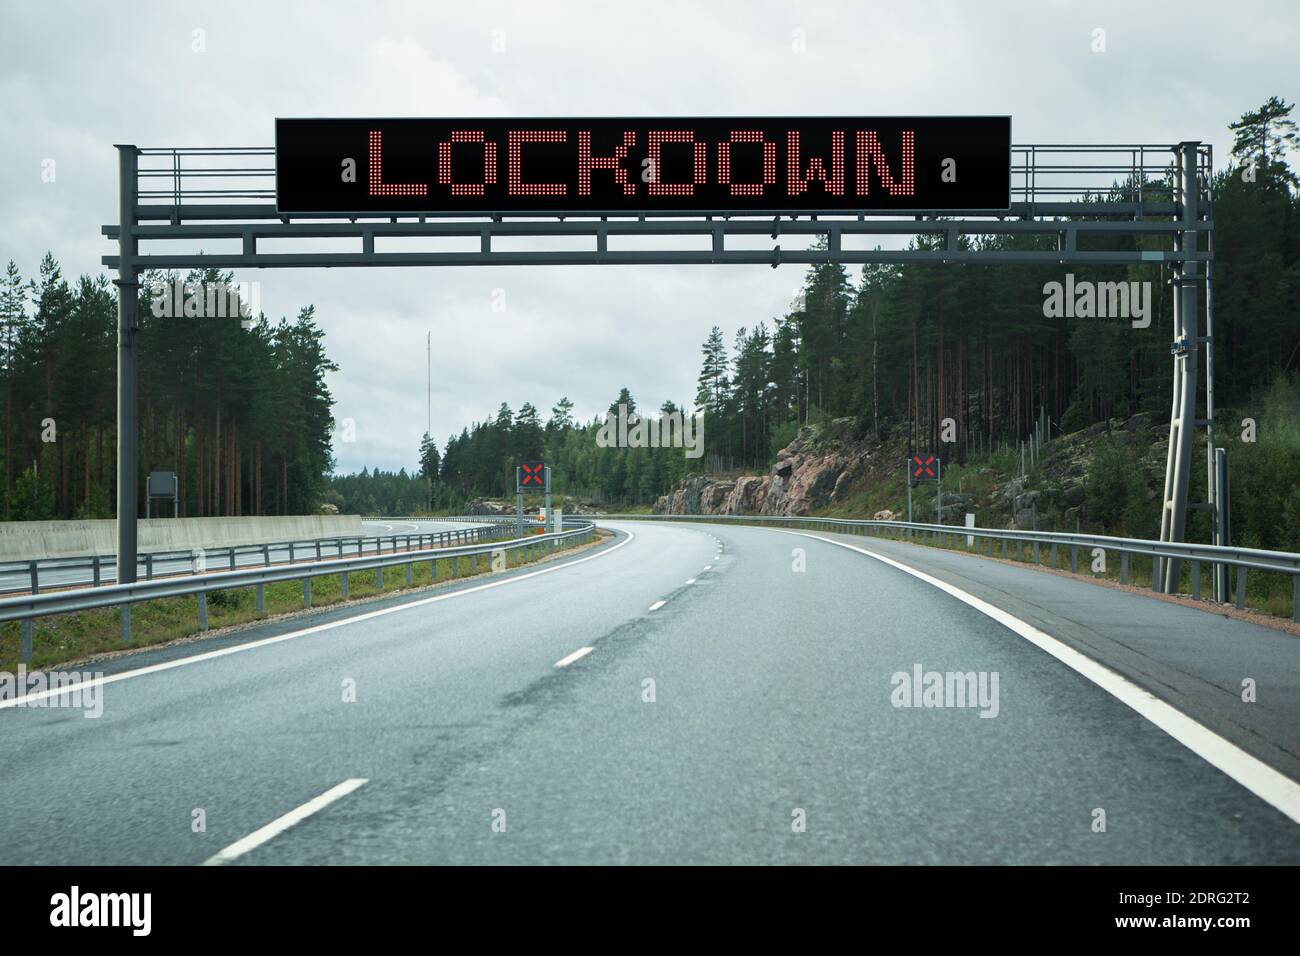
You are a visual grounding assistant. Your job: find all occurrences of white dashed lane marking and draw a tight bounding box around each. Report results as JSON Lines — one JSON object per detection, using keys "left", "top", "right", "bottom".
{"left": 554, "top": 647, "right": 594, "bottom": 668}
{"left": 203, "top": 778, "right": 368, "bottom": 866}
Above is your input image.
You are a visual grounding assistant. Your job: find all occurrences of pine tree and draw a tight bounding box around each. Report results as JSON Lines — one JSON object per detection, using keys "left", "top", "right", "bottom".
{"left": 1230, "top": 96, "right": 1300, "bottom": 188}
{"left": 418, "top": 432, "right": 440, "bottom": 480}
{"left": 548, "top": 396, "right": 575, "bottom": 432}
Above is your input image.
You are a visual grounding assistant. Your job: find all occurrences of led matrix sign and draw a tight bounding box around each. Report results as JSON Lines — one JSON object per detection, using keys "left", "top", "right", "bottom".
{"left": 276, "top": 117, "right": 1011, "bottom": 215}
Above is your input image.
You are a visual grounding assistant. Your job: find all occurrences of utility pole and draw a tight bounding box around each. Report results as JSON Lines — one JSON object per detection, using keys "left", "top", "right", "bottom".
{"left": 935, "top": 460, "right": 942, "bottom": 526}
{"left": 426, "top": 331, "right": 432, "bottom": 513}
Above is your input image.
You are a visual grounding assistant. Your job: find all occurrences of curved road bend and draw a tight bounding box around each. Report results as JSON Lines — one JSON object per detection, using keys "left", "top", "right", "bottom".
{"left": 0, "top": 519, "right": 1297, "bottom": 864}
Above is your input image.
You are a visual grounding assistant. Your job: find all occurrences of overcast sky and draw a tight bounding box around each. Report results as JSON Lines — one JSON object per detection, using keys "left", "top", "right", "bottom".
{"left": 1, "top": 1, "right": 1295, "bottom": 473}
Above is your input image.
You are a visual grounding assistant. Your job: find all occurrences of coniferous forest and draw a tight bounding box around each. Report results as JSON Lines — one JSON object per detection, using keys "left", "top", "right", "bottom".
{"left": 0, "top": 266, "right": 335, "bottom": 520}
{"left": 364, "top": 98, "right": 1300, "bottom": 533}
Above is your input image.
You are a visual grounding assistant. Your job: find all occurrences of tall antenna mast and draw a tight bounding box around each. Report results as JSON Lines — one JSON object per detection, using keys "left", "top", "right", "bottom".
{"left": 426, "top": 330, "right": 433, "bottom": 511}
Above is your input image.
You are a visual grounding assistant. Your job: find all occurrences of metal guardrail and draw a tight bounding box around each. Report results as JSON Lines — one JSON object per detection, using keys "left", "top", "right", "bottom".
{"left": 582, "top": 513, "right": 1300, "bottom": 621}
{"left": 0, "top": 521, "right": 500, "bottom": 597}
{"left": 0, "top": 520, "right": 597, "bottom": 662}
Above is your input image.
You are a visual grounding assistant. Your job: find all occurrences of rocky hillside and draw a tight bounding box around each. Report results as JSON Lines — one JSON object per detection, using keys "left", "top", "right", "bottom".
{"left": 654, "top": 418, "right": 901, "bottom": 517}
{"left": 653, "top": 413, "right": 1169, "bottom": 531}
{"left": 991, "top": 413, "right": 1167, "bottom": 529}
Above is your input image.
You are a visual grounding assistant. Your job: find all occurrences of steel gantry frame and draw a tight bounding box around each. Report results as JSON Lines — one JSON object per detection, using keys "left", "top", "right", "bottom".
{"left": 102, "top": 140, "right": 1218, "bottom": 600}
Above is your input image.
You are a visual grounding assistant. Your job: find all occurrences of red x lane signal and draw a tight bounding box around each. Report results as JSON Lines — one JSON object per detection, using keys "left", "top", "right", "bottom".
{"left": 911, "top": 454, "right": 939, "bottom": 481}
{"left": 519, "top": 461, "right": 546, "bottom": 487}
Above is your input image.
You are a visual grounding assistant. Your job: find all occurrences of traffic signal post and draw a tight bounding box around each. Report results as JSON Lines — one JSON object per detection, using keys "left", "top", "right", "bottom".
{"left": 907, "top": 454, "right": 942, "bottom": 534}
{"left": 516, "top": 461, "right": 551, "bottom": 539}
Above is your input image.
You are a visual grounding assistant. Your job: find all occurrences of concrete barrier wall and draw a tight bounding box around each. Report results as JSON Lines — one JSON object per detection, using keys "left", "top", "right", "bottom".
{"left": 0, "top": 515, "right": 367, "bottom": 561}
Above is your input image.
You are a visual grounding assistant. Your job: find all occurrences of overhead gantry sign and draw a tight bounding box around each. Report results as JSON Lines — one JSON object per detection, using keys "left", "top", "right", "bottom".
{"left": 275, "top": 116, "right": 1012, "bottom": 216}
{"left": 103, "top": 126, "right": 1217, "bottom": 605}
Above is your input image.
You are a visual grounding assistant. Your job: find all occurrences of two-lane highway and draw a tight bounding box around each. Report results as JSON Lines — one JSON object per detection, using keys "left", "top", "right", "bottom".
{"left": 1, "top": 519, "right": 1298, "bottom": 864}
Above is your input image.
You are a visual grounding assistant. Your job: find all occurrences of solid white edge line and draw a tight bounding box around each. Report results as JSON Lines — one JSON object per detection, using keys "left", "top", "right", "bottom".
{"left": 554, "top": 646, "right": 594, "bottom": 668}
{"left": 203, "top": 777, "right": 368, "bottom": 866}
{"left": 2, "top": 528, "right": 635, "bottom": 709}
{"left": 648, "top": 600, "right": 666, "bottom": 611}
{"left": 768, "top": 527, "right": 1300, "bottom": 827}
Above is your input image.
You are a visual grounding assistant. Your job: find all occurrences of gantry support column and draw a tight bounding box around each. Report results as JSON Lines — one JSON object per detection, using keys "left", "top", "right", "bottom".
{"left": 115, "top": 145, "right": 140, "bottom": 590}
{"left": 1158, "top": 142, "right": 1201, "bottom": 592}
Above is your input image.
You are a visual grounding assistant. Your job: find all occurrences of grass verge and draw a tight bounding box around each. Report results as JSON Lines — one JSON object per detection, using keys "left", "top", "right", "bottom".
{"left": 0, "top": 531, "right": 606, "bottom": 672}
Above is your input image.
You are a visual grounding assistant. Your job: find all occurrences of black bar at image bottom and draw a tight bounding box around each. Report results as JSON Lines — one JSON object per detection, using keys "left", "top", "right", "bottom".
{"left": 3, "top": 866, "right": 1288, "bottom": 940}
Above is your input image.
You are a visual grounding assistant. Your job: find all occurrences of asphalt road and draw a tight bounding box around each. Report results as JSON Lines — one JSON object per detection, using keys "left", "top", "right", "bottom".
{"left": 0, "top": 518, "right": 487, "bottom": 594}
{"left": 2, "top": 519, "right": 1298, "bottom": 865}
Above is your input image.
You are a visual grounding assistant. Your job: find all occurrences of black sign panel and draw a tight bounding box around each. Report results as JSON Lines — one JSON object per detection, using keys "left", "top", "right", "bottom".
{"left": 910, "top": 454, "right": 941, "bottom": 482}
{"left": 276, "top": 117, "right": 1010, "bottom": 215}
{"left": 517, "top": 461, "right": 548, "bottom": 492}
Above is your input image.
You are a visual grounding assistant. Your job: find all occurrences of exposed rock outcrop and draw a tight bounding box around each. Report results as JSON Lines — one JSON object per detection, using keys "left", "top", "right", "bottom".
{"left": 654, "top": 419, "right": 882, "bottom": 516}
